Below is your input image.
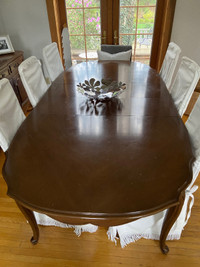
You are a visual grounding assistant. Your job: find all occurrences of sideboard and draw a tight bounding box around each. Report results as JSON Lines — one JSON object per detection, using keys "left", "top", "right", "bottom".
{"left": 0, "top": 51, "right": 30, "bottom": 113}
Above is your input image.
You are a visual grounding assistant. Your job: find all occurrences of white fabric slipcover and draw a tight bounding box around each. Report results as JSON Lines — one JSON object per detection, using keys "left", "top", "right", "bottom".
{"left": 170, "top": 56, "right": 200, "bottom": 117}
{"left": 61, "top": 27, "right": 72, "bottom": 70}
{"left": 186, "top": 96, "right": 200, "bottom": 163}
{"left": 97, "top": 49, "right": 132, "bottom": 61}
{"left": 0, "top": 78, "right": 25, "bottom": 152}
{"left": 19, "top": 56, "right": 49, "bottom": 108}
{"left": 34, "top": 212, "right": 98, "bottom": 237}
{"left": 43, "top": 42, "right": 64, "bottom": 82}
{"left": 160, "top": 42, "right": 181, "bottom": 89}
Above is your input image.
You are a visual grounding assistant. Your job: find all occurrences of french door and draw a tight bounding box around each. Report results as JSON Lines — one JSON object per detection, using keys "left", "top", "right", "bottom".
{"left": 66, "top": 0, "right": 156, "bottom": 64}
{"left": 102, "top": 0, "right": 157, "bottom": 64}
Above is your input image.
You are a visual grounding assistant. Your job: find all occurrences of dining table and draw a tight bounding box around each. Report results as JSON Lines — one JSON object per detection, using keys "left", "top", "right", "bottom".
{"left": 2, "top": 61, "right": 195, "bottom": 254}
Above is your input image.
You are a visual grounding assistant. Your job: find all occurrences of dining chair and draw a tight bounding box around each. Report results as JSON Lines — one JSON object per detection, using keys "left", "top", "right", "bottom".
{"left": 98, "top": 45, "right": 132, "bottom": 61}
{"left": 0, "top": 78, "right": 26, "bottom": 152}
{"left": 159, "top": 42, "right": 181, "bottom": 89}
{"left": 43, "top": 42, "right": 64, "bottom": 82}
{"left": 61, "top": 27, "right": 72, "bottom": 70}
{"left": 18, "top": 56, "right": 49, "bottom": 108}
{"left": 169, "top": 56, "right": 200, "bottom": 117}
{"left": 107, "top": 97, "right": 200, "bottom": 248}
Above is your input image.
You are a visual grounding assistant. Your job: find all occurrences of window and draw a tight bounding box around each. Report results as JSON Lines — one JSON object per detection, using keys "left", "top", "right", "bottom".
{"left": 66, "top": 0, "right": 101, "bottom": 63}
{"left": 119, "top": 0, "right": 156, "bottom": 64}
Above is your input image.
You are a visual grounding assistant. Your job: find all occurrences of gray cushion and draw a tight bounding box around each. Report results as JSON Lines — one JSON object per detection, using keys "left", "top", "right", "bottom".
{"left": 101, "top": 45, "right": 132, "bottom": 54}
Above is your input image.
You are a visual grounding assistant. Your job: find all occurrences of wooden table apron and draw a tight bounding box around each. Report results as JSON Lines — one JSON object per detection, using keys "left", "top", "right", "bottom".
{"left": 2, "top": 61, "right": 195, "bottom": 253}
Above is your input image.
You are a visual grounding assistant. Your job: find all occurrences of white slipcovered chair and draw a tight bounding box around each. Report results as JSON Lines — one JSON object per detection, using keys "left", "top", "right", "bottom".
{"left": 61, "top": 27, "right": 72, "bottom": 70}
{"left": 170, "top": 56, "right": 200, "bottom": 117}
{"left": 160, "top": 42, "right": 181, "bottom": 89}
{"left": 18, "top": 56, "right": 49, "bottom": 108}
{"left": 43, "top": 42, "right": 64, "bottom": 82}
{"left": 0, "top": 78, "right": 25, "bottom": 152}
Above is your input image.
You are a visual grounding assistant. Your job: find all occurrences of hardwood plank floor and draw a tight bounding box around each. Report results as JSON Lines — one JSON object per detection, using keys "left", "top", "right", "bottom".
{"left": 0, "top": 145, "right": 200, "bottom": 266}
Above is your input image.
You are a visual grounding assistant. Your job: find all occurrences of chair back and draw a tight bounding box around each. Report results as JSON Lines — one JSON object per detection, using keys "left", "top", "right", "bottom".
{"left": 18, "top": 56, "right": 49, "bottom": 108}
{"left": 61, "top": 27, "right": 72, "bottom": 70}
{"left": 160, "top": 42, "right": 181, "bottom": 89}
{"left": 0, "top": 78, "right": 25, "bottom": 152}
{"left": 43, "top": 42, "right": 64, "bottom": 82}
{"left": 98, "top": 45, "right": 132, "bottom": 62}
{"left": 101, "top": 45, "right": 132, "bottom": 54}
{"left": 170, "top": 56, "right": 200, "bottom": 117}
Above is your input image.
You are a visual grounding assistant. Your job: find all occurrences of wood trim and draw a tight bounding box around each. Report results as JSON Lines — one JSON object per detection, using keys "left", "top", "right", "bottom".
{"left": 46, "top": 0, "right": 58, "bottom": 44}
{"left": 150, "top": 0, "right": 177, "bottom": 71}
{"left": 58, "top": 0, "right": 68, "bottom": 28}
{"left": 46, "top": 0, "right": 68, "bottom": 65}
{"left": 53, "top": 0, "right": 63, "bottom": 60}
{"left": 195, "top": 80, "right": 200, "bottom": 93}
{"left": 112, "top": 0, "right": 119, "bottom": 45}
{"left": 101, "top": 0, "right": 113, "bottom": 44}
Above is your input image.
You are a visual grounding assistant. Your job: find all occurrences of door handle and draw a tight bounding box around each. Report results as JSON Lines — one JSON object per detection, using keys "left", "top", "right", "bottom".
{"left": 114, "top": 30, "right": 118, "bottom": 45}
{"left": 101, "top": 30, "right": 106, "bottom": 44}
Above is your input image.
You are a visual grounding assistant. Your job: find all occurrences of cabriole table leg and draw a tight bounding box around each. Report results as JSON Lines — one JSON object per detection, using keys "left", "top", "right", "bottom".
{"left": 160, "top": 191, "right": 185, "bottom": 254}
{"left": 16, "top": 201, "right": 39, "bottom": 244}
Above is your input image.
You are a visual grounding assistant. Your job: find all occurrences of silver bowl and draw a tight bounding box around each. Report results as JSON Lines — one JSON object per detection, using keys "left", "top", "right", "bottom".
{"left": 77, "top": 78, "right": 126, "bottom": 101}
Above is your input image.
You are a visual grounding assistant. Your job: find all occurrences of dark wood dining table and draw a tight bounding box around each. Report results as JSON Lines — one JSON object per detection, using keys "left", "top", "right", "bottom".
{"left": 2, "top": 61, "right": 195, "bottom": 254}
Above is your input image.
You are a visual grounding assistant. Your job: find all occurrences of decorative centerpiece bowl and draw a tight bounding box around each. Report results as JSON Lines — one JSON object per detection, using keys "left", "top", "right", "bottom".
{"left": 77, "top": 78, "right": 126, "bottom": 101}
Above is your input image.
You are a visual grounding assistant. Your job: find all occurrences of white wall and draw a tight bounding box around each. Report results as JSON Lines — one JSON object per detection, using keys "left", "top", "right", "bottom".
{"left": 171, "top": 0, "right": 200, "bottom": 65}
{"left": 0, "top": 0, "right": 51, "bottom": 61}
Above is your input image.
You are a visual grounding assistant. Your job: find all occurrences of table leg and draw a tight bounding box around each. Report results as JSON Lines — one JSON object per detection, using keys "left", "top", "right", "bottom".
{"left": 160, "top": 191, "right": 185, "bottom": 254}
{"left": 16, "top": 201, "right": 39, "bottom": 245}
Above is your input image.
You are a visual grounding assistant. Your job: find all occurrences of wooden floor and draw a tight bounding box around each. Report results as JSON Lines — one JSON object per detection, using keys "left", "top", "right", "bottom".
{"left": 0, "top": 147, "right": 200, "bottom": 266}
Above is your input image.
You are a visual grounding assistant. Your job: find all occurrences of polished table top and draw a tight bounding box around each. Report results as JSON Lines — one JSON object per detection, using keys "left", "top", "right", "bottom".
{"left": 3, "top": 61, "right": 194, "bottom": 226}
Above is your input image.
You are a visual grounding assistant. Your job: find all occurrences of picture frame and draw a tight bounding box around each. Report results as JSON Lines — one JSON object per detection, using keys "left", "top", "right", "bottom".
{"left": 0, "top": 35, "right": 15, "bottom": 55}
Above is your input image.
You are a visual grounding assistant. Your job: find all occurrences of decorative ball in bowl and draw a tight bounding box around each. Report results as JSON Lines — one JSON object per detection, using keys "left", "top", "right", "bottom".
{"left": 77, "top": 78, "right": 126, "bottom": 101}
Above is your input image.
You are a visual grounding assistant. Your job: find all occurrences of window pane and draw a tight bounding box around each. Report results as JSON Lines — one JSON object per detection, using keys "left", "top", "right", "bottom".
{"left": 86, "top": 36, "right": 100, "bottom": 51}
{"left": 120, "top": 8, "right": 137, "bottom": 34}
{"left": 81, "top": 36, "right": 100, "bottom": 60}
{"left": 135, "top": 34, "right": 152, "bottom": 60}
{"left": 67, "top": 9, "right": 84, "bottom": 34}
{"left": 139, "top": 0, "right": 157, "bottom": 6}
{"left": 120, "top": 0, "right": 137, "bottom": 6}
{"left": 83, "top": 0, "right": 100, "bottom": 8}
{"left": 119, "top": 35, "right": 135, "bottom": 46}
{"left": 84, "top": 8, "right": 101, "bottom": 34}
{"left": 70, "top": 35, "right": 85, "bottom": 62}
{"left": 66, "top": 0, "right": 83, "bottom": 8}
{"left": 138, "top": 7, "right": 156, "bottom": 34}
